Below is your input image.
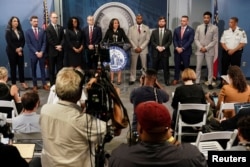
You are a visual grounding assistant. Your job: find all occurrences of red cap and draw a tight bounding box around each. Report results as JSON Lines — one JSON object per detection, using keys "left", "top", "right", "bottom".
{"left": 135, "top": 101, "right": 171, "bottom": 133}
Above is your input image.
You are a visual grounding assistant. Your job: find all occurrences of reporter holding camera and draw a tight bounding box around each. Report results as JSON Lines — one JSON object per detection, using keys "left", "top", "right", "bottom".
{"left": 40, "top": 67, "right": 106, "bottom": 167}
{"left": 130, "top": 68, "right": 169, "bottom": 132}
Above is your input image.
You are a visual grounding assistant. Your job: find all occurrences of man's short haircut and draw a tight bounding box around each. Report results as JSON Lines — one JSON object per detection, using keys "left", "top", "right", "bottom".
{"left": 158, "top": 16, "right": 166, "bottom": 22}
{"left": 0, "top": 67, "right": 8, "bottom": 80}
{"left": 55, "top": 67, "right": 84, "bottom": 102}
{"left": 237, "top": 115, "right": 250, "bottom": 141}
{"left": 182, "top": 15, "right": 189, "bottom": 20}
{"left": 230, "top": 17, "right": 238, "bottom": 23}
{"left": 50, "top": 12, "right": 57, "bottom": 17}
{"left": 21, "top": 91, "right": 40, "bottom": 110}
{"left": 181, "top": 68, "right": 196, "bottom": 82}
{"left": 30, "top": 16, "right": 38, "bottom": 21}
{"left": 145, "top": 68, "right": 157, "bottom": 78}
{"left": 203, "top": 11, "right": 212, "bottom": 18}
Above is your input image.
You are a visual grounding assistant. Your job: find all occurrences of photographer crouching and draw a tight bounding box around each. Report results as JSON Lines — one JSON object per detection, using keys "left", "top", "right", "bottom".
{"left": 40, "top": 67, "right": 106, "bottom": 167}
{"left": 130, "top": 68, "right": 169, "bottom": 143}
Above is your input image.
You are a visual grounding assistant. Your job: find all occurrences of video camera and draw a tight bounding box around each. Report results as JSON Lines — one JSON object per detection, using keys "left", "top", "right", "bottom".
{"left": 84, "top": 44, "right": 129, "bottom": 167}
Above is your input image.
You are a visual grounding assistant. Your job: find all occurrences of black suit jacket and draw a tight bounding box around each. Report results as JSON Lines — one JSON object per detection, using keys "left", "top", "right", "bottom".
{"left": 83, "top": 25, "right": 102, "bottom": 47}
{"left": 65, "top": 29, "right": 84, "bottom": 50}
{"left": 5, "top": 29, "right": 25, "bottom": 55}
{"left": 102, "top": 28, "right": 130, "bottom": 44}
{"left": 46, "top": 24, "right": 64, "bottom": 57}
{"left": 150, "top": 28, "right": 172, "bottom": 57}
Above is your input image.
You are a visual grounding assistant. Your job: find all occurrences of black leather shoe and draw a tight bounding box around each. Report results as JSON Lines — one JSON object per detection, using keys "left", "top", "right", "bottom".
{"left": 208, "top": 84, "right": 213, "bottom": 90}
{"left": 129, "top": 81, "right": 135, "bottom": 85}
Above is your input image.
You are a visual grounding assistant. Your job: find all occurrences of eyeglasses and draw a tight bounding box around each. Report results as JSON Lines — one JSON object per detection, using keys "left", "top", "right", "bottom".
{"left": 52, "top": 17, "right": 58, "bottom": 19}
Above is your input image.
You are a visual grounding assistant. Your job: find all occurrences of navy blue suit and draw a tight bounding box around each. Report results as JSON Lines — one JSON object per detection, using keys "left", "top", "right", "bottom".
{"left": 83, "top": 25, "right": 102, "bottom": 69}
{"left": 25, "top": 27, "right": 47, "bottom": 86}
{"left": 173, "top": 26, "right": 194, "bottom": 80}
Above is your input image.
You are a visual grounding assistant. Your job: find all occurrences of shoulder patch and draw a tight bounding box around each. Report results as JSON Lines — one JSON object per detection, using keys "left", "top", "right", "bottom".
{"left": 239, "top": 28, "right": 243, "bottom": 31}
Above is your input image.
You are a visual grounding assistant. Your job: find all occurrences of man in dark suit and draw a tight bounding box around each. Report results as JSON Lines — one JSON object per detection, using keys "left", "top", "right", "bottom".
{"left": 150, "top": 16, "right": 172, "bottom": 86}
{"left": 172, "top": 16, "right": 194, "bottom": 85}
{"left": 26, "top": 16, "right": 49, "bottom": 91}
{"left": 46, "top": 12, "right": 64, "bottom": 86}
{"left": 83, "top": 16, "right": 102, "bottom": 70}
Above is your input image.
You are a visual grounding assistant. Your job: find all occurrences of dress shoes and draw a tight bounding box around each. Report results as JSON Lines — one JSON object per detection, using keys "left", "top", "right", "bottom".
{"left": 33, "top": 86, "right": 38, "bottom": 92}
{"left": 21, "top": 83, "right": 29, "bottom": 90}
{"left": 172, "top": 80, "right": 179, "bottom": 85}
{"left": 43, "top": 85, "right": 50, "bottom": 91}
{"left": 129, "top": 81, "right": 135, "bottom": 85}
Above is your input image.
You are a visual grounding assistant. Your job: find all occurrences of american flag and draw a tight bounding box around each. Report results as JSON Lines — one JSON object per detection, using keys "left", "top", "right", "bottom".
{"left": 43, "top": 0, "right": 49, "bottom": 30}
{"left": 213, "top": 0, "right": 219, "bottom": 79}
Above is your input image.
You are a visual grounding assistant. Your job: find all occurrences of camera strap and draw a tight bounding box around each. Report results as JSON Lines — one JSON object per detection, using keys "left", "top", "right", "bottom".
{"left": 154, "top": 88, "right": 158, "bottom": 102}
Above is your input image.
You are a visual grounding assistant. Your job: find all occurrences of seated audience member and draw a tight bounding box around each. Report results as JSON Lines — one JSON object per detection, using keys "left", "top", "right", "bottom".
{"left": 0, "top": 142, "right": 29, "bottom": 167}
{"left": 12, "top": 91, "right": 40, "bottom": 133}
{"left": 40, "top": 67, "right": 106, "bottom": 167}
{"left": 171, "top": 68, "right": 206, "bottom": 129}
{"left": 0, "top": 66, "right": 22, "bottom": 117}
{"left": 205, "top": 75, "right": 230, "bottom": 119}
{"left": 216, "top": 65, "right": 250, "bottom": 118}
{"left": 208, "top": 107, "right": 250, "bottom": 131}
{"left": 109, "top": 101, "right": 207, "bottom": 167}
{"left": 230, "top": 115, "right": 250, "bottom": 151}
{"left": 0, "top": 142, "right": 41, "bottom": 167}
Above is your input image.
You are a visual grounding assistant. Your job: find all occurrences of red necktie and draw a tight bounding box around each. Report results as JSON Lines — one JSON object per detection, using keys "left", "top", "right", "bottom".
{"left": 34, "top": 28, "right": 38, "bottom": 40}
{"left": 89, "top": 26, "right": 93, "bottom": 44}
{"left": 138, "top": 25, "right": 141, "bottom": 34}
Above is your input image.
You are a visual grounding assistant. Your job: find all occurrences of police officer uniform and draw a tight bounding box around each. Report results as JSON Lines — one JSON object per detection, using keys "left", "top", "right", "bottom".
{"left": 220, "top": 26, "right": 247, "bottom": 75}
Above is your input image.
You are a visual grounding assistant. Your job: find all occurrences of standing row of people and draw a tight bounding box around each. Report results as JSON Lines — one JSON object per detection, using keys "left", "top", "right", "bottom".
{"left": 5, "top": 11, "right": 247, "bottom": 89}
{"left": 128, "top": 11, "right": 247, "bottom": 89}
{"left": 5, "top": 12, "right": 64, "bottom": 91}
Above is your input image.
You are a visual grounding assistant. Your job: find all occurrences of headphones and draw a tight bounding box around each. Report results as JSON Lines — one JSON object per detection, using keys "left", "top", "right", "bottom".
{"left": 73, "top": 68, "right": 85, "bottom": 90}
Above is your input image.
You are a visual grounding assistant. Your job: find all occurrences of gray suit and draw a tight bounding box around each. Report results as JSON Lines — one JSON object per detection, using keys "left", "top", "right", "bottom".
{"left": 195, "top": 23, "right": 218, "bottom": 84}
{"left": 128, "top": 24, "right": 150, "bottom": 81}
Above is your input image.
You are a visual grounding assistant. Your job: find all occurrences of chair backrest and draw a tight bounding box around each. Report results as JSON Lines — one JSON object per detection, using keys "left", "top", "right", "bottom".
{"left": 0, "top": 100, "right": 18, "bottom": 123}
{"left": 14, "top": 132, "right": 43, "bottom": 152}
{"left": 218, "top": 102, "right": 235, "bottom": 119}
{"left": 14, "top": 132, "right": 42, "bottom": 140}
{"left": 177, "top": 102, "right": 210, "bottom": 126}
{"left": 174, "top": 102, "right": 210, "bottom": 142}
{"left": 195, "top": 129, "right": 238, "bottom": 150}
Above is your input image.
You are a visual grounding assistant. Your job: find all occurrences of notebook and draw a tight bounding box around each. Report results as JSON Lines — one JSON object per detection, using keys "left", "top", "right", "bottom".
{"left": 12, "top": 144, "right": 35, "bottom": 159}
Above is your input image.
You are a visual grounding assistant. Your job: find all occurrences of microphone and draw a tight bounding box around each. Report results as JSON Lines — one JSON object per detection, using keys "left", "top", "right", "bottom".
{"left": 112, "top": 34, "right": 118, "bottom": 43}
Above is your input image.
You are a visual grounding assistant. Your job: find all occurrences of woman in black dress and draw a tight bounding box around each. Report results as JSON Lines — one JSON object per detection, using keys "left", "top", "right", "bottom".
{"left": 5, "top": 16, "right": 28, "bottom": 89}
{"left": 102, "top": 18, "right": 130, "bottom": 85}
{"left": 65, "top": 17, "right": 84, "bottom": 68}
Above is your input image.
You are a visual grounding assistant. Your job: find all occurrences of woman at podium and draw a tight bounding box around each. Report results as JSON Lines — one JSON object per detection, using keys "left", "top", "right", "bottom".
{"left": 102, "top": 18, "right": 130, "bottom": 85}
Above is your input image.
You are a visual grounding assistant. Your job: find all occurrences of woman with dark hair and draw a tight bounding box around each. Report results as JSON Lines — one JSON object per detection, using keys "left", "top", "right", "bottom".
{"left": 65, "top": 16, "right": 84, "bottom": 68}
{"left": 102, "top": 18, "right": 130, "bottom": 85}
{"left": 5, "top": 16, "right": 28, "bottom": 89}
{"left": 216, "top": 65, "right": 250, "bottom": 118}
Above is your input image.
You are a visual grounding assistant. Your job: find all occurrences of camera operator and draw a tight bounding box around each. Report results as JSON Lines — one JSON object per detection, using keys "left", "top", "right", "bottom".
{"left": 40, "top": 67, "right": 106, "bottom": 167}
{"left": 130, "top": 68, "right": 169, "bottom": 133}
